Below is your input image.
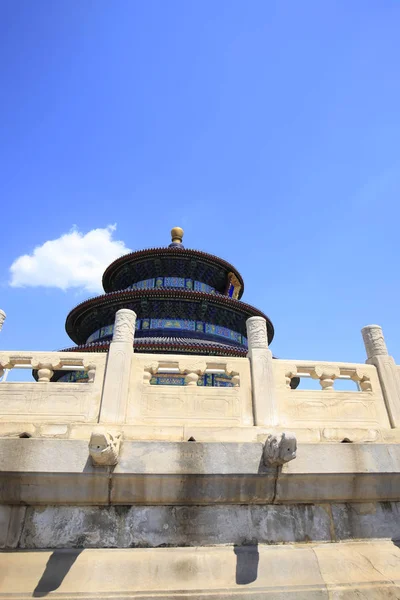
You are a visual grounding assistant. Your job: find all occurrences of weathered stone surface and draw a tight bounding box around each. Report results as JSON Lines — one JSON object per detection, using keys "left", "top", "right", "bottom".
{"left": 19, "top": 504, "right": 332, "bottom": 548}
{"left": 2, "top": 440, "right": 400, "bottom": 505}
{"left": 115, "top": 441, "right": 264, "bottom": 474}
{"left": 16, "top": 501, "right": 400, "bottom": 549}
{"left": 111, "top": 441, "right": 276, "bottom": 503}
{"left": 332, "top": 502, "right": 400, "bottom": 541}
{"left": 0, "top": 506, "right": 26, "bottom": 548}
{"left": 314, "top": 540, "right": 400, "bottom": 595}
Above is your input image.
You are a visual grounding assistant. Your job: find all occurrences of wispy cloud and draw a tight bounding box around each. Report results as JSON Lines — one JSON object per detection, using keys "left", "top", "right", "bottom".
{"left": 9, "top": 225, "right": 131, "bottom": 293}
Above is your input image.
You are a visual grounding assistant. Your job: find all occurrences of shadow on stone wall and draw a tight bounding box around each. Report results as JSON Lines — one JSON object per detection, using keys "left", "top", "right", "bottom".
{"left": 234, "top": 543, "right": 259, "bottom": 584}
{"left": 33, "top": 549, "right": 83, "bottom": 597}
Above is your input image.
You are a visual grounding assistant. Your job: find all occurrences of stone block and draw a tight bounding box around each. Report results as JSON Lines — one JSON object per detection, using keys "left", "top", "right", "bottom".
{"left": 332, "top": 502, "right": 400, "bottom": 541}
{"left": 114, "top": 441, "right": 264, "bottom": 474}
{"left": 276, "top": 443, "right": 400, "bottom": 503}
{"left": 321, "top": 428, "right": 381, "bottom": 443}
{"left": 111, "top": 441, "right": 276, "bottom": 504}
{"left": 19, "top": 504, "right": 332, "bottom": 548}
{"left": 0, "top": 439, "right": 109, "bottom": 504}
{"left": 2, "top": 542, "right": 400, "bottom": 598}
{"left": 39, "top": 424, "right": 69, "bottom": 437}
{"left": 0, "top": 506, "right": 26, "bottom": 548}
{"left": 0, "top": 422, "right": 36, "bottom": 437}
{"left": 314, "top": 540, "right": 400, "bottom": 591}
{"left": 0, "top": 545, "right": 327, "bottom": 599}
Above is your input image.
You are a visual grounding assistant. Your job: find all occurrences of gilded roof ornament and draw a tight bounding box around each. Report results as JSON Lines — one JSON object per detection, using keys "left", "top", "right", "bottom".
{"left": 169, "top": 227, "right": 184, "bottom": 248}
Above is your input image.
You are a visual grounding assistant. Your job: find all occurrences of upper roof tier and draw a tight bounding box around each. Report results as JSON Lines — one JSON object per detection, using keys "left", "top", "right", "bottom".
{"left": 102, "top": 228, "right": 244, "bottom": 299}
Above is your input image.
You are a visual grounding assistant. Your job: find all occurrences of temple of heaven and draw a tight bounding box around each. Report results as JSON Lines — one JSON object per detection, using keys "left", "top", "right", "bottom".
{"left": 64, "top": 227, "right": 274, "bottom": 359}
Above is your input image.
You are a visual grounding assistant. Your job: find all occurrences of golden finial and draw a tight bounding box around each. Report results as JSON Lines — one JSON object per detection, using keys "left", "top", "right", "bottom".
{"left": 171, "top": 227, "right": 184, "bottom": 244}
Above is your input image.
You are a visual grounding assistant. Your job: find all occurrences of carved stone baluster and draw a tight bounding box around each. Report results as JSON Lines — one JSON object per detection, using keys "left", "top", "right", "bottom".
{"left": 311, "top": 365, "right": 340, "bottom": 391}
{"left": 285, "top": 366, "right": 298, "bottom": 389}
{"left": 182, "top": 361, "right": 206, "bottom": 386}
{"left": 31, "top": 356, "right": 62, "bottom": 383}
{"left": 225, "top": 362, "right": 240, "bottom": 387}
{"left": 185, "top": 372, "right": 199, "bottom": 386}
{"left": 0, "top": 354, "right": 10, "bottom": 380}
{"left": 84, "top": 362, "right": 97, "bottom": 383}
{"left": 359, "top": 377, "right": 372, "bottom": 392}
{"left": 37, "top": 364, "right": 54, "bottom": 382}
{"left": 143, "top": 370, "right": 152, "bottom": 384}
{"left": 231, "top": 374, "right": 240, "bottom": 387}
{"left": 351, "top": 368, "right": 372, "bottom": 392}
{"left": 143, "top": 362, "right": 158, "bottom": 385}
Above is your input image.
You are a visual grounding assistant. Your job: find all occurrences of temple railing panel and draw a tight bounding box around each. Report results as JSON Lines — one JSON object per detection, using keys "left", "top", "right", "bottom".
{"left": 273, "top": 359, "right": 391, "bottom": 429}
{"left": 127, "top": 353, "right": 253, "bottom": 426}
{"left": 0, "top": 352, "right": 106, "bottom": 422}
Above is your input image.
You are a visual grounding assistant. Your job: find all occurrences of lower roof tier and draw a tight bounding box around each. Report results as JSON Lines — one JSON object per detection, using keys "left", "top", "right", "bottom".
{"left": 62, "top": 336, "right": 247, "bottom": 357}
{"left": 65, "top": 289, "right": 274, "bottom": 346}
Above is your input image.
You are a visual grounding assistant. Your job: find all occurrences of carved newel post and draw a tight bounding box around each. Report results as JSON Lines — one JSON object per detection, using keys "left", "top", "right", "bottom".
{"left": 362, "top": 324, "right": 400, "bottom": 428}
{"left": 100, "top": 309, "right": 137, "bottom": 424}
{"left": 0, "top": 310, "right": 6, "bottom": 333}
{"left": 246, "top": 316, "right": 278, "bottom": 426}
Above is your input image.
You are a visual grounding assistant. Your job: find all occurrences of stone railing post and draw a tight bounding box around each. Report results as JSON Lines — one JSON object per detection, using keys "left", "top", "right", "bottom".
{"left": 362, "top": 324, "right": 400, "bottom": 428}
{"left": 246, "top": 316, "right": 277, "bottom": 426}
{"left": 0, "top": 310, "right": 6, "bottom": 333}
{"left": 99, "top": 309, "right": 136, "bottom": 424}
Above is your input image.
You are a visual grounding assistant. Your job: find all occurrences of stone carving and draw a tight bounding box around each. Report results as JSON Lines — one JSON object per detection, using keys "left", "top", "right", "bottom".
{"left": 31, "top": 356, "right": 62, "bottom": 383}
{"left": 83, "top": 362, "right": 96, "bottom": 383}
{"left": 263, "top": 432, "right": 297, "bottom": 466}
{"left": 0, "top": 354, "right": 11, "bottom": 370}
{"left": 142, "top": 361, "right": 159, "bottom": 384}
{"left": 185, "top": 372, "right": 200, "bottom": 386}
{"left": 246, "top": 317, "right": 268, "bottom": 350}
{"left": 362, "top": 325, "right": 388, "bottom": 359}
{"left": 181, "top": 360, "right": 207, "bottom": 375}
{"left": 89, "top": 431, "right": 121, "bottom": 466}
{"left": 182, "top": 360, "right": 207, "bottom": 386}
{"left": 224, "top": 363, "right": 240, "bottom": 386}
{"left": 0, "top": 310, "right": 6, "bottom": 332}
{"left": 112, "top": 309, "right": 137, "bottom": 344}
{"left": 311, "top": 365, "right": 340, "bottom": 390}
{"left": 285, "top": 366, "right": 298, "bottom": 388}
{"left": 351, "top": 368, "right": 372, "bottom": 392}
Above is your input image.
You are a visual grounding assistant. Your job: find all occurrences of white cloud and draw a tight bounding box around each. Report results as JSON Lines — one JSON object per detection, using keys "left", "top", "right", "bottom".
{"left": 9, "top": 225, "right": 131, "bottom": 293}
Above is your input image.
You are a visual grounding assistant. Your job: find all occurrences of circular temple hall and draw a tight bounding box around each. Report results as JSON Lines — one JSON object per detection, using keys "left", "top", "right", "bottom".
{"left": 59, "top": 227, "right": 286, "bottom": 386}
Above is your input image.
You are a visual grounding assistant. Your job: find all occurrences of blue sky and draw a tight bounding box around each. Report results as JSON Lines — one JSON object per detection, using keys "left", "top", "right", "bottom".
{"left": 1, "top": 0, "right": 400, "bottom": 365}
